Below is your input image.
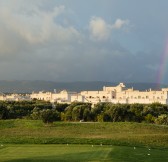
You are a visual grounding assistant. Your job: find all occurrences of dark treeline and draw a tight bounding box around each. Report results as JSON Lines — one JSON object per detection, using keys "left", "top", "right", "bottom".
{"left": 0, "top": 100, "right": 52, "bottom": 120}
{"left": 0, "top": 100, "right": 168, "bottom": 125}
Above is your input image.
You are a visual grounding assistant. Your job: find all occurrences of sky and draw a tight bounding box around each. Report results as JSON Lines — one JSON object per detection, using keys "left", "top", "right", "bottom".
{"left": 0, "top": 0, "right": 168, "bottom": 84}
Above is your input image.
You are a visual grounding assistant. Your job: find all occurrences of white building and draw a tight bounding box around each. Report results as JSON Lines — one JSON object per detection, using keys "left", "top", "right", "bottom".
{"left": 0, "top": 93, "right": 31, "bottom": 101}
{"left": 30, "top": 90, "right": 84, "bottom": 103}
{"left": 14, "top": 83, "right": 168, "bottom": 105}
{"left": 31, "top": 91, "right": 52, "bottom": 101}
{"left": 81, "top": 83, "right": 168, "bottom": 104}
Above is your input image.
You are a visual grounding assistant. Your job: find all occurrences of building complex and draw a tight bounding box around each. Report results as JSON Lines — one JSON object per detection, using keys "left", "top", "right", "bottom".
{"left": 21, "top": 83, "right": 168, "bottom": 104}
{"left": 1, "top": 83, "right": 168, "bottom": 104}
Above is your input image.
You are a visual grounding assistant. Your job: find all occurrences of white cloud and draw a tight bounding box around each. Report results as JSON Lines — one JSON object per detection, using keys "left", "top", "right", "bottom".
{"left": 89, "top": 17, "right": 111, "bottom": 41}
{"left": 0, "top": 1, "right": 80, "bottom": 51}
{"left": 112, "top": 19, "right": 129, "bottom": 29}
{"left": 0, "top": 1, "right": 145, "bottom": 82}
{"left": 89, "top": 17, "right": 130, "bottom": 41}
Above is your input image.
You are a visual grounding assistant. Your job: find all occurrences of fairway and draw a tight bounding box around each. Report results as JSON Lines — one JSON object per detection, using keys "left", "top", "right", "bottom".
{"left": 1, "top": 120, "right": 168, "bottom": 161}
{"left": 0, "top": 144, "right": 168, "bottom": 162}
{"left": 1, "top": 120, "right": 168, "bottom": 147}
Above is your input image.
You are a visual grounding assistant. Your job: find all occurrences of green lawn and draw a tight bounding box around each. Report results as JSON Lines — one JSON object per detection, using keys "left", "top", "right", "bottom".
{"left": 0, "top": 120, "right": 168, "bottom": 147}
{"left": 0, "top": 144, "right": 167, "bottom": 162}
{"left": 0, "top": 120, "right": 168, "bottom": 161}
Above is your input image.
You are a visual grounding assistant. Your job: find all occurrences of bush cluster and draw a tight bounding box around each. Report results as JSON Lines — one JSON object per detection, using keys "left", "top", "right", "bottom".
{"left": 0, "top": 100, "right": 168, "bottom": 124}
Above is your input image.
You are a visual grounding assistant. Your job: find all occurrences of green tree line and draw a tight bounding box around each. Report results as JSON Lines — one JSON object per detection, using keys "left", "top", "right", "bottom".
{"left": 0, "top": 100, "right": 168, "bottom": 125}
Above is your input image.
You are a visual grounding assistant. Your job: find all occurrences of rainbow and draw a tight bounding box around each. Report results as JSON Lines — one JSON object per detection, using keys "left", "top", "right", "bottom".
{"left": 157, "top": 39, "right": 168, "bottom": 88}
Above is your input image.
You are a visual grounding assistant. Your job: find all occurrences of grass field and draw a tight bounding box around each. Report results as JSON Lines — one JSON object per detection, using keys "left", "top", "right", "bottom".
{"left": 0, "top": 120, "right": 168, "bottom": 161}
{"left": 0, "top": 120, "right": 168, "bottom": 147}
{"left": 0, "top": 144, "right": 168, "bottom": 162}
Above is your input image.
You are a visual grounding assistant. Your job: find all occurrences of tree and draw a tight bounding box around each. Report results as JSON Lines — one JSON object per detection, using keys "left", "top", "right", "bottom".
{"left": 97, "top": 114, "right": 104, "bottom": 122}
{"left": 72, "top": 105, "right": 85, "bottom": 121}
{"left": 64, "top": 107, "right": 73, "bottom": 121}
{"left": 155, "top": 114, "right": 168, "bottom": 125}
{"left": 130, "top": 104, "right": 143, "bottom": 122}
{"left": 41, "top": 109, "right": 60, "bottom": 123}
{"left": 144, "top": 114, "right": 155, "bottom": 123}
{"left": 55, "top": 103, "right": 69, "bottom": 112}
{"left": 30, "top": 107, "right": 41, "bottom": 120}
{"left": 0, "top": 104, "right": 8, "bottom": 119}
{"left": 83, "top": 108, "right": 91, "bottom": 121}
{"left": 72, "top": 106, "right": 81, "bottom": 121}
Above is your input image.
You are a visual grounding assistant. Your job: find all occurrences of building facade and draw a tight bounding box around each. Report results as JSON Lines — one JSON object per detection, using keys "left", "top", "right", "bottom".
{"left": 0, "top": 83, "right": 168, "bottom": 104}
{"left": 29, "top": 83, "right": 168, "bottom": 104}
